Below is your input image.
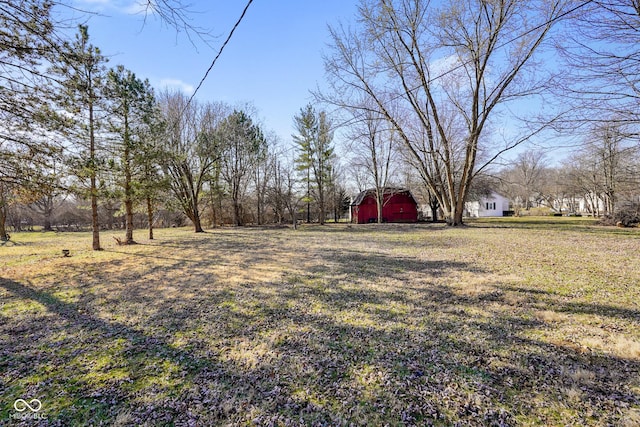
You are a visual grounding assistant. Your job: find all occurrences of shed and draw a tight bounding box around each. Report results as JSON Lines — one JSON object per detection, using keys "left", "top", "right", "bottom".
{"left": 351, "top": 188, "right": 419, "bottom": 224}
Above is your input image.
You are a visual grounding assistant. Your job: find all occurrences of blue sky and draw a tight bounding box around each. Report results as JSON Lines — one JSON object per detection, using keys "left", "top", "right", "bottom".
{"left": 67, "top": 0, "right": 358, "bottom": 143}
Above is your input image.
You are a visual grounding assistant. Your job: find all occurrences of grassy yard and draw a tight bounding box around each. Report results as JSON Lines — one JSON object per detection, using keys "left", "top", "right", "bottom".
{"left": 1, "top": 219, "right": 639, "bottom": 426}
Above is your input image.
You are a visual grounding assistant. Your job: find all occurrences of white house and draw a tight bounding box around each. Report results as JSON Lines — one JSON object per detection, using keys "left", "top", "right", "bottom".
{"left": 465, "top": 191, "right": 510, "bottom": 217}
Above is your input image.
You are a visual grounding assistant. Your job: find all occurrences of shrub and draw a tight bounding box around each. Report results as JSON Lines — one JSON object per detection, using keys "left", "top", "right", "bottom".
{"left": 598, "top": 202, "right": 640, "bottom": 227}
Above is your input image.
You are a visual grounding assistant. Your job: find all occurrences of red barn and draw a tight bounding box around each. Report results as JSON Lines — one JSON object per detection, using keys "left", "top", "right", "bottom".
{"left": 351, "top": 188, "right": 419, "bottom": 224}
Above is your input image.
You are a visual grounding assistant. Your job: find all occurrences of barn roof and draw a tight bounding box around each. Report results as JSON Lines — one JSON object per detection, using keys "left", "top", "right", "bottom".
{"left": 351, "top": 187, "right": 417, "bottom": 206}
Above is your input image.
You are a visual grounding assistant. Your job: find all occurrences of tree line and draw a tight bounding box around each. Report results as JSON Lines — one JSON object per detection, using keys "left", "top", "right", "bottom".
{"left": 0, "top": 2, "right": 346, "bottom": 246}
{"left": 319, "top": 0, "right": 640, "bottom": 225}
{"left": 3, "top": 1, "right": 640, "bottom": 245}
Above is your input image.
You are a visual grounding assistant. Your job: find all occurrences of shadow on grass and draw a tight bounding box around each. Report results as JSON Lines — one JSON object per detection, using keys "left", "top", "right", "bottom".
{"left": 0, "top": 239, "right": 26, "bottom": 247}
{"left": 467, "top": 218, "right": 640, "bottom": 237}
{"left": 502, "top": 285, "right": 640, "bottom": 323}
{"left": 1, "top": 228, "right": 639, "bottom": 425}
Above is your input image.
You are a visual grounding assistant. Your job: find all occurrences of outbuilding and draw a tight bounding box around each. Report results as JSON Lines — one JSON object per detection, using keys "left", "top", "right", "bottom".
{"left": 350, "top": 188, "right": 419, "bottom": 224}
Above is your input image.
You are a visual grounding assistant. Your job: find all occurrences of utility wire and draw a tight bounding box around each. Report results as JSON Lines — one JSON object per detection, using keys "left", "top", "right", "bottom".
{"left": 185, "top": 0, "right": 254, "bottom": 109}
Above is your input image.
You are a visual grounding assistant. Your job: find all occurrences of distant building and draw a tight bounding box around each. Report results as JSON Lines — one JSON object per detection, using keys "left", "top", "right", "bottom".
{"left": 351, "top": 188, "right": 419, "bottom": 223}
{"left": 465, "top": 191, "right": 510, "bottom": 217}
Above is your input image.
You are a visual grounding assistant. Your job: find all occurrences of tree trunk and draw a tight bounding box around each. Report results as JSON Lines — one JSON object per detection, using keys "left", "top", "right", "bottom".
{"left": 193, "top": 204, "right": 204, "bottom": 232}
{"left": 292, "top": 204, "right": 297, "bottom": 230}
{"left": 376, "top": 190, "right": 383, "bottom": 223}
{"left": 0, "top": 202, "right": 8, "bottom": 241}
{"left": 89, "top": 102, "right": 101, "bottom": 250}
{"left": 91, "top": 183, "right": 100, "bottom": 249}
{"left": 430, "top": 198, "right": 439, "bottom": 222}
{"left": 43, "top": 212, "right": 52, "bottom": 231}
{"left": 318, "top": 192, "right": 325, "bottom": 225}
{"left": 124, "top": 170, "right": 134, "bottom": 244}
{"left": 146, "top": 196, "right": 154, "bottom": 240}
{"left": 124, "top": 115, "right": 135, "bottom": 244}
{"left": 43, "top": 198, "right": 53, "bottom": 231}
{"left": 306, "top": 172, "right": 311, "bottom": 223}
{"left": 125, "top": 199, "right": 134, "bottom": 244}
{"left": 449, "top": 200, "right": 465, "bottom": 226}
{"left": 233, "top": 201, "right": 243, "bottom": 226}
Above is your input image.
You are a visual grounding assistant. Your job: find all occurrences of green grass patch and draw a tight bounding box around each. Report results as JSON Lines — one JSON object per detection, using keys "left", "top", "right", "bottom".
{"left": 1, "top": 221, "right": 639, "bottom": 425}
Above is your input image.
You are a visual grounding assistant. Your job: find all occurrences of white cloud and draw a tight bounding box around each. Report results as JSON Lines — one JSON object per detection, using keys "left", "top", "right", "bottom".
{"left": 159, "top": 78, "right": 195, "bottom": 95}
{"left": 123, "top": 1, "right": 154, "bottom": 15}
{"left": 430, "top": 54, "right": 464, "bottom": 81}
{"left": 73, "top": 0, "right": 153, "bottom": 15}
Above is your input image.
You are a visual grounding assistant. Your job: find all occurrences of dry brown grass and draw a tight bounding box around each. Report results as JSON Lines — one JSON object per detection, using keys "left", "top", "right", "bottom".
{"left": 1, "top": 219, "right": 639, "bottom": 426}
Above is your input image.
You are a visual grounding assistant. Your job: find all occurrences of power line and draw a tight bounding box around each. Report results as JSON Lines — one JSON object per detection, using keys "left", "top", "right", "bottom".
{"left": 185, "top": 0, "right": 254, "bottom": 108}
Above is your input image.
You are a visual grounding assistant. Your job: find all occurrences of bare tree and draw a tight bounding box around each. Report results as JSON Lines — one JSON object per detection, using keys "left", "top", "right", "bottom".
{"left": 160, "top": 91, "right": 225, "bottom": 232}
{"left": 345, "top": 107, "right": 397, "bottom": 223}
{"left": 283, "top": 158, "right": 306, "bottom": 229}
{"left": 572, "top": 123, "right": 640, "bottom": 216}
{"left": 499, "top": 150, "right": 547, "bottom": 214}
{"left": 252, "top": 133, "right": 277, "bottom": 225}
{"left": 556, "top": 1, "right": 640, "bottom": 137}
{"left": 321, "top": 0, "right": 568, "bottom": 225}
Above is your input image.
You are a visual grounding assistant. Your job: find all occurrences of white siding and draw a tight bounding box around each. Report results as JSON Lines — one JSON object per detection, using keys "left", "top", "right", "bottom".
{"left": 465, "top": 192, "right": 509, "bottom": 217}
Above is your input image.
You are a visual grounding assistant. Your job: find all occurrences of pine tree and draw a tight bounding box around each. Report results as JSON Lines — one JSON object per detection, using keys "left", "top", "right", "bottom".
{"left": 52, "top": 25, "right": 107, "bottom": 250}
{"left": 292, "top": 104, "right": 316, "bottom": 223}
{"left": 105, "top": 65, "right": 158, "bottom": 244}
{"left": 0, "top": 0, "right": 58, "bottom": 240}
{"left": 217, "top": 110, "right": 266, "bottom": 226}
{"left": 292, "top": 104, "right": 334, "bottom": 224}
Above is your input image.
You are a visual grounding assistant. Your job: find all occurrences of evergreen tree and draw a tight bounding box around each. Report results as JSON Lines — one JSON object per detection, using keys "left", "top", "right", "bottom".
{"left": 52, "top": 25, "right": 107, "bottom": 250}
{"left": 292, "top": 104, "right": 316, "bottom": 223}
{"left": 0, "top": 0, "right": 59, "bottom": 240}
{"left": 217, "top": 110, "right": 266, "bottom": 226}
{"left": 292, "top": 104, "right": 334, "bottom": 224}
{"left": 105, "top": 65, "right": 157, "bottom": 244}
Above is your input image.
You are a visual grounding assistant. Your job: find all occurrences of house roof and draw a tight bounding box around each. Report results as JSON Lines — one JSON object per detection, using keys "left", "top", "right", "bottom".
{"left": 351, "top": 187, "right": 417, "bottom": 206}
{"left": 470, "top": 190, "right": 509, "bottom": 202}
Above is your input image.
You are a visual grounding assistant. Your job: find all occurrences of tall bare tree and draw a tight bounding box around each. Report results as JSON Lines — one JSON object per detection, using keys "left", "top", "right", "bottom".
{"left": 160, "top": 92, "right": 225, "bottom": 233}
{"left": 252, "top": 134, "right": 276, "bottom": 225}
{"left": 556, "top": 1, "right": 640, "bottom": 136}
{"left": 322, "top": 0, "right": 568, "bottom": 225}
{"left": 499, "top": 150, "right": 547, "bottom": 214}
{"left": 345, "top": 107, "right": 397, "bottom": 223}
{"left": 579, "top": 123, "right": 639, "bottom": 215}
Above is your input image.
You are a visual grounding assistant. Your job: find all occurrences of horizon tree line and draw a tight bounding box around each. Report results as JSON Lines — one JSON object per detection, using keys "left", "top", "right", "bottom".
{"left": 3, "top": 0, "right": 640, "bottom": 243}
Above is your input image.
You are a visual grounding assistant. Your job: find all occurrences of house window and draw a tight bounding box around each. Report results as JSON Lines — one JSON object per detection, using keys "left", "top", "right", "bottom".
{"left": 485, "top": 202, "right": 496, "bottom": 210}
